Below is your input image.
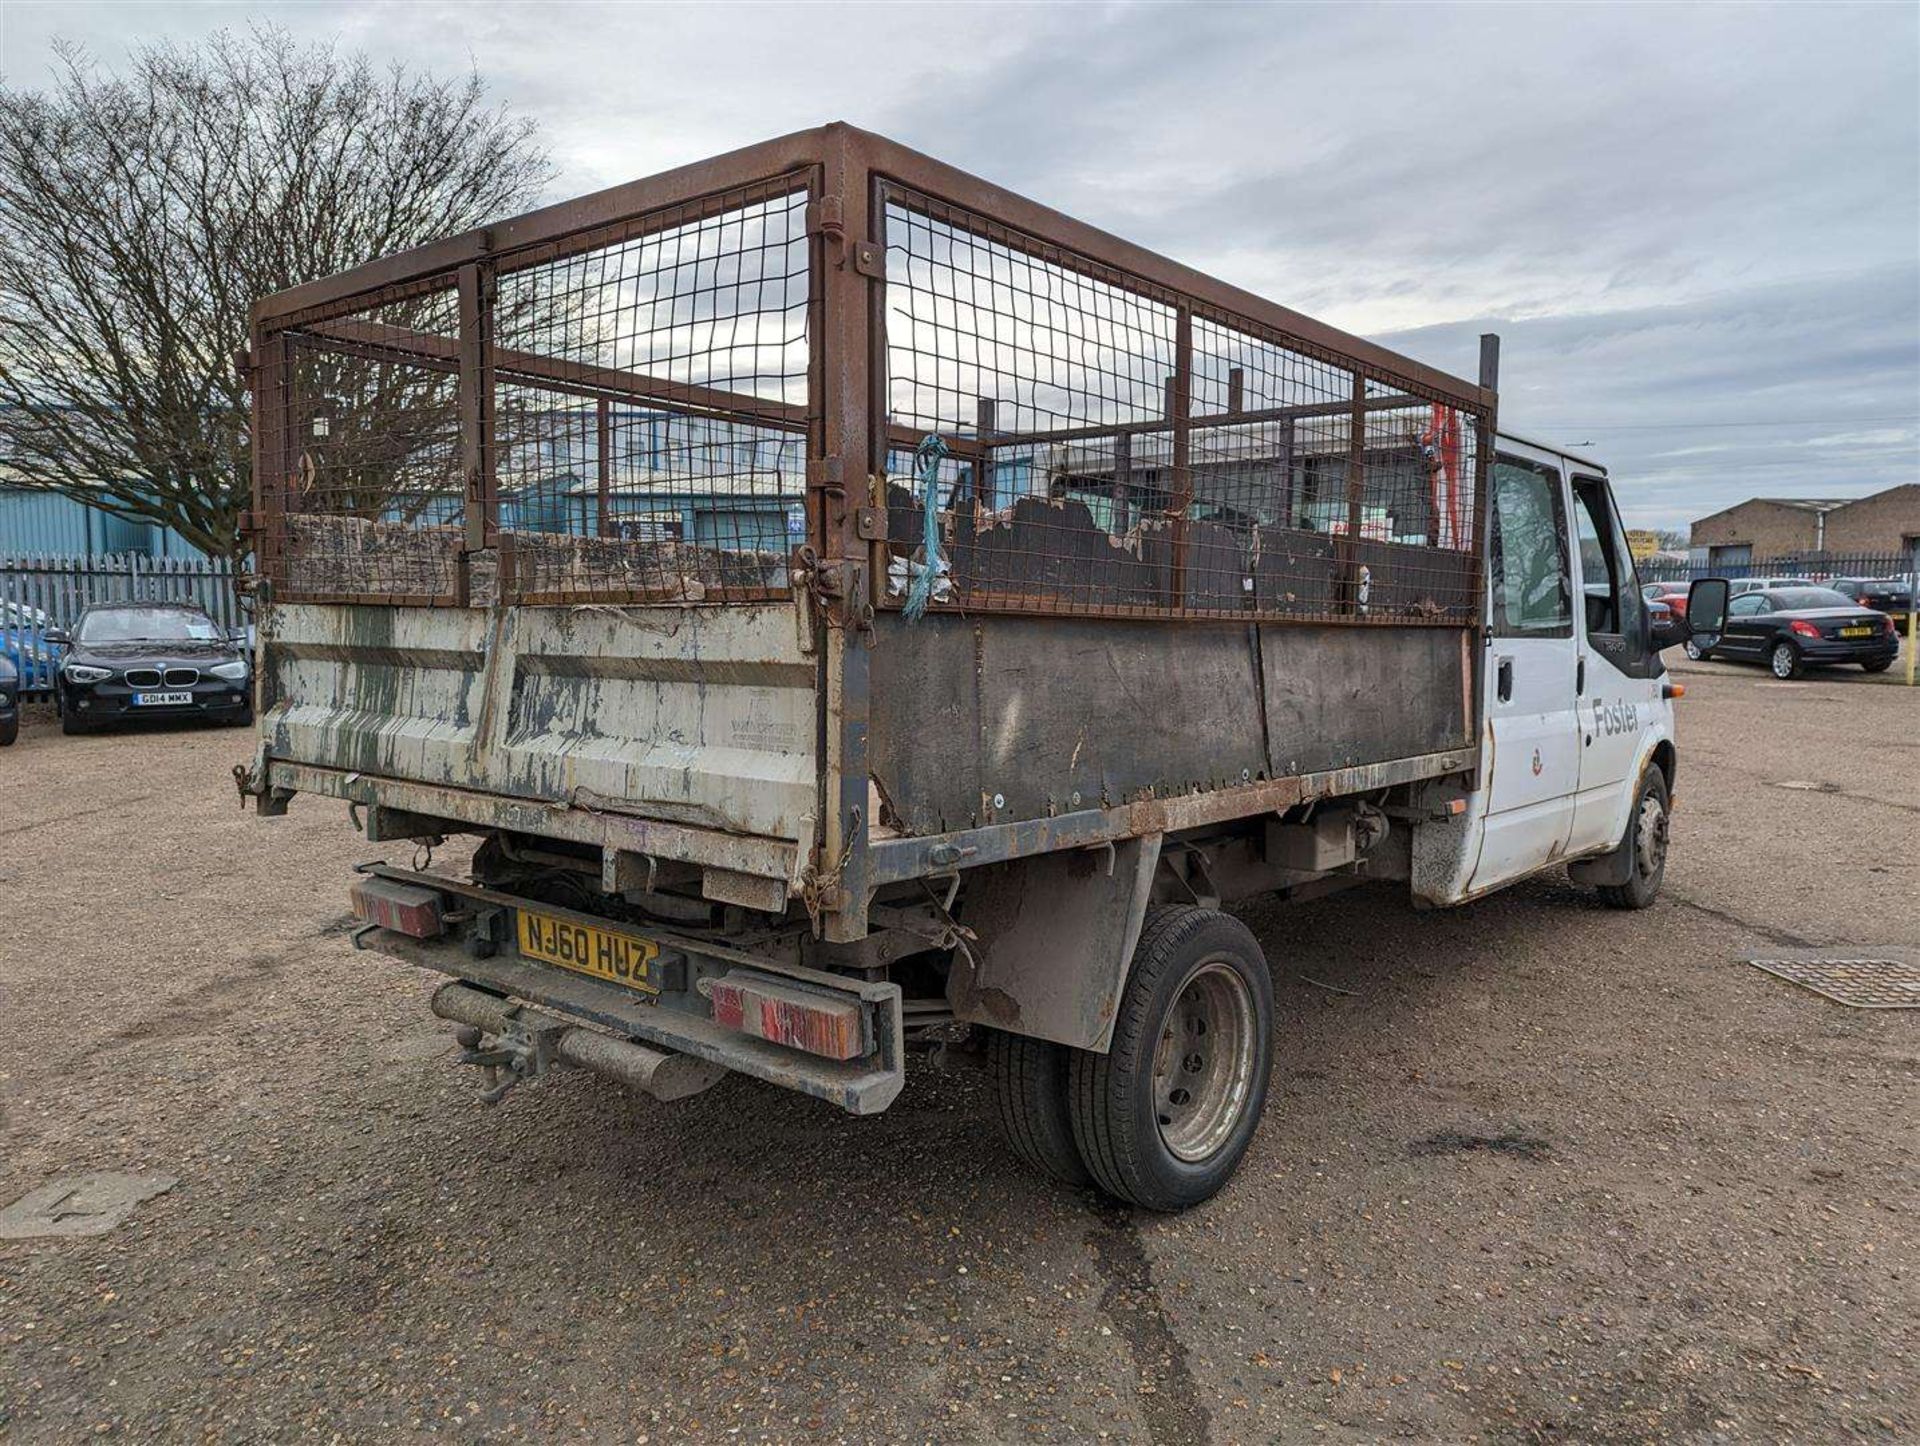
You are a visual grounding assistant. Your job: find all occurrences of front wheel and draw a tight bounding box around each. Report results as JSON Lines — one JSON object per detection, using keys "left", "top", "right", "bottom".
{"left": 1770, "top": 641, "right": 1804, "bottom": 680}
{"left": 0, "top": 714, "right": 16, "bottom": 747}
{"left": 1683, "top": 637, "right": 1712, "bottom": 661}
{"left": 1069, "top": 907, "right": 1273, "bottom": 1211}
{"left": 1598, "top": 769, "right": 1670, "bottom": 910}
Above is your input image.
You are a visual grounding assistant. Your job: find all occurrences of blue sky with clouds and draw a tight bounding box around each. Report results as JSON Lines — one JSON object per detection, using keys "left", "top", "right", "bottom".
{"left": 4, "top": 0, "right": 1915, "bottom": 527}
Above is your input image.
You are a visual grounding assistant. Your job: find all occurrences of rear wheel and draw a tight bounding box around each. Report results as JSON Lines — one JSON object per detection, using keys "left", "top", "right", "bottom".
{"left": 1683, "top": 637, "right": 1712, "bottom": 661}
{"left": 987, "top": 1030, "right": 1090, "bottom": 1187}
{"left": 1598, "top": 769, "right": 1670, "bottom": 910}
{"left": 1069, "top": 906, "right": 1273, "bottom": 1211}
{"left": 1862, "top": 658, "right": 1892, "bottom": 674}
{"left": 1769, "top": 640, "right": 1803, "bottom": 680}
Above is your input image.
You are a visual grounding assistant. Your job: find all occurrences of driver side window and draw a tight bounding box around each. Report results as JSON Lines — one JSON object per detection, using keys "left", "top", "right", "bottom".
{"left": 1488, "top": 457, "right": 1573, "bottom": 638}
{"left": 1729, "top": 593, "right": 1767, "bottom": 617}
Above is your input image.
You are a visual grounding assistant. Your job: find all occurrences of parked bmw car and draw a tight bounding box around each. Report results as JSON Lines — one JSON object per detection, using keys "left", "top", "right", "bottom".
{"left": 0, "top": 651, "right": 18, "bottom": 746}
{"left": 46, "top": 601, "right": 252, "bottom": 735}
{"left": 1686, "top": 584, "right": 1899, "bottom": 678}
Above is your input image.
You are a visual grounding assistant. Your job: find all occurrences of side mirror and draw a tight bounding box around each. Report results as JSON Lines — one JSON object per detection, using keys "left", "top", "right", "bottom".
{"left": 1687, "top": 577, "right": 1729, "bottom": 636}
{"left": 44, "top": 627, "right": 72, "bottom": 646}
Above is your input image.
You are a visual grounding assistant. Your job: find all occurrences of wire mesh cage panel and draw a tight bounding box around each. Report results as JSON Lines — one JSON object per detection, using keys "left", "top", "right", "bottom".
{"left": 255, "top": 176, "right": 813, "bottom": 606}
{"left": 252, "top": 132, "right": 1487, "bottom": 624}
{"left": 879, "top": 184, "right": 1484, "bottom": 624}
{"left": 258, "top": 278, "right": 468, "bottom": 603}
{"left": 491, "top": 180, "right": 810, "bottom": 603}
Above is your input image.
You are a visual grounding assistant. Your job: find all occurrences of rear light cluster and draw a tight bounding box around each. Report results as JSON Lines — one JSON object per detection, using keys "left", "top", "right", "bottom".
{"left": 1789, "top": 620, "right": 1822, "bottom": 639}
{"left": 703, "top": 971, "right": 866, "bottom": 1061}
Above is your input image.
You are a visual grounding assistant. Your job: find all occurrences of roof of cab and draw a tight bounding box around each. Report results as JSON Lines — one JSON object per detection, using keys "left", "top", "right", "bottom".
{"left": 1497, "top": 431, "right": 1608, "bottom": 474}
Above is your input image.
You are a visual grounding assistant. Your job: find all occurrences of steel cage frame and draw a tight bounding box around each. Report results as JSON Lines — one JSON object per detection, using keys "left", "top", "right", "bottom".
{"left": 249, "top": 122, "right": 1498, "bottom": 939}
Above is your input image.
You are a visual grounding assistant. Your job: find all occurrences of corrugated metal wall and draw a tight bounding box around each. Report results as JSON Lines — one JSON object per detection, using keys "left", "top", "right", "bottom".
{"left": 0, "top": 489, "right": 213, "bottom": 560}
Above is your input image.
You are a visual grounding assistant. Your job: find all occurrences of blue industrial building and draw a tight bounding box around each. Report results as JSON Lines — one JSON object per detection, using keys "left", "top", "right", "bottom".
{"left": 0, "top": 487, "right": 214, "bottom": 560}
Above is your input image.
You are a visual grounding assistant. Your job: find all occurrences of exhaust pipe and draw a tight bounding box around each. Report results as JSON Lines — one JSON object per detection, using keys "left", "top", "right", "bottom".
{"left": 430, "top": 982, "right": 726, "bottom": 1102}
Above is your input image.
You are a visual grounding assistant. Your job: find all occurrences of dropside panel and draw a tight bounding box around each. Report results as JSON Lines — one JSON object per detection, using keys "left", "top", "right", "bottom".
{"left": 262, "top": 602, "right": 816, "bottom": 842}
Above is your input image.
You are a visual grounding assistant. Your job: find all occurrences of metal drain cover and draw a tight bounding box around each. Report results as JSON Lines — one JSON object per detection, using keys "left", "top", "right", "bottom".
{"left": 1746, "top": 955, "right": 1920, "bottom": 1009}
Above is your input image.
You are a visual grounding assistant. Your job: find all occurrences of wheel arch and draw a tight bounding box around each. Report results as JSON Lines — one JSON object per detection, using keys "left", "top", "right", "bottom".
{"left": 1650, "top": 737, "right": 1676, "bottom": 798}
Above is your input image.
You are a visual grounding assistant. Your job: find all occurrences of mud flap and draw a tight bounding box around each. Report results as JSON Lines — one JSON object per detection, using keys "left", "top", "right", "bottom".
{"left": 946, "top": 834, "right": 1161, "bottom": 1052}
{"left": 1566, "top": 827, "right": 1634, "bottom": 886}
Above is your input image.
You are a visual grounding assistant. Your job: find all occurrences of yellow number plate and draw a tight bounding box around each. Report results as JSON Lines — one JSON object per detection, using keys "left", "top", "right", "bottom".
{"left": 515, "top": 909, "right": 660, "bottom": 994}
{"left": 1840, "top": 626, "right": 1873, "bottom": 638}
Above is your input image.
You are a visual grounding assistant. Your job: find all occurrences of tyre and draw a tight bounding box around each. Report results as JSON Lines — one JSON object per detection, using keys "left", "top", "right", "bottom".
{"left": 1769, "top": 640, "right": 1803, "bottom": 680}
{"left": 1683, "top": 637, "right": 1711, "bottom": 662}
{"left": 60, "top": 711, "right": 91, "bottom": 736}
{"left": 987, "top": 1029, "right": 1090, "bottom": 1187}
{"left": 1862, "top": 658, "right": 1892, "bottom": 674}
{"left": 1069, "top": 906, "right": 1273, "bottom": 1211}
{"left": 1598, "top": 768, "right": 1670, "bottom": 910}
{"left": 0, "top": 714, "right": 16, "bottom": 747}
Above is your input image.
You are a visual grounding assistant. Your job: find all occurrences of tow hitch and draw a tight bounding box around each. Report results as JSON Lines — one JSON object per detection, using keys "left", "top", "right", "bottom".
{"left": 430, "top": 981, "right": 727, "bottom": 1104}
{"left": 450, "top": 1005, "right": 569, "bottom": 1105}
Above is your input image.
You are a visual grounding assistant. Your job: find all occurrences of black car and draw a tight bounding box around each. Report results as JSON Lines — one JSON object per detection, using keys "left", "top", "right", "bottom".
{"left": 46, "top": 602, "right": 253, "bottom": 735}
{"left": 0, "top": 652, "right": 18, "bottom": 746}
{"left": 1828, "top": 576, "right": 1914, "bottom": 630}
{"left": 1689, "top": 585, "right": 1899, "bottom": 679}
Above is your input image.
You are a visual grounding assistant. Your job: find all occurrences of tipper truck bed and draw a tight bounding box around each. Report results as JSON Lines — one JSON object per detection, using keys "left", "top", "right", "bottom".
{"left": 237, "top": 124, "right": 1683, "bottom": 1208}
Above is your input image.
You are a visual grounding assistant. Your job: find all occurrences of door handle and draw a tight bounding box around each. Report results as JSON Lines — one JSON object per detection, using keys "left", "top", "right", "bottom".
{"left": 1497, "top": 657, "right": 1513, "bottom": 703}
{"left": 1576, "top": 657, "right": 1586, "bottom": 695}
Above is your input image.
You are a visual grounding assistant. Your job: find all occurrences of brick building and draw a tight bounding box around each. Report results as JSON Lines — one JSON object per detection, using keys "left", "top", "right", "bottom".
{"left": 1690, "top": 485, "right": 1920, "bottom": 570}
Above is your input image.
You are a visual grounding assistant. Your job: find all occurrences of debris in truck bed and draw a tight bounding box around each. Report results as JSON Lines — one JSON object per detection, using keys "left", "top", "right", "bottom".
{"left": 283, "top": 514, "right": 788, "bottom": 604}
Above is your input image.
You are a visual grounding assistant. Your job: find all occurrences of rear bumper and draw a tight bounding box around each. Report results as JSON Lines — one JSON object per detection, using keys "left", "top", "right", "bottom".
{"left": 349, "top": 867, "right": 905, "bottom": 1115}
{"left": 1798, "top": 637, "right": 1898, "bottom": 665}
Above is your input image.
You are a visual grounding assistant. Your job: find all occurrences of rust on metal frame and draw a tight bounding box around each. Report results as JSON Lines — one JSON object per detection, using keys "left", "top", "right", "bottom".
{"left": 247, "top": 123, "right": 1499, "bottom": 938}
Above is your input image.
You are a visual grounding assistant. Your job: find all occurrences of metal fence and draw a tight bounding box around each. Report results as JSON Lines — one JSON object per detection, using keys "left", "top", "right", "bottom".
{"left": 248, "top": 126, "right": 1494, "bottom": 624}
{"left": 1, "top": 553, "right": 243, "bottom": 696}
{"left": 1639, "top": 552, "right": 1918, "bottom": 585}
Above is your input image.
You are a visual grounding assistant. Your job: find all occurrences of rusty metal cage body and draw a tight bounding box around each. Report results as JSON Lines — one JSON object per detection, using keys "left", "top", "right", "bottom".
{"left": 249, "top": 125, "right": 1496, "bottom": 940}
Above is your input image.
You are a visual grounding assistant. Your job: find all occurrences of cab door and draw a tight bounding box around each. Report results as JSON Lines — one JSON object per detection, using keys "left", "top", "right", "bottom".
{"left": 1470, "top": 450, "right": 1581, "bottom": 891}
{"left": 1567, "top": 473, "right": 1663, "bottom": 855}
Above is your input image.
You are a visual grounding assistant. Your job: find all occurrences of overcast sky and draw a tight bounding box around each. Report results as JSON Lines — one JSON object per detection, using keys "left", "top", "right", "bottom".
{"left": 4, "top": 0, "right": 1916, "bottom": 530}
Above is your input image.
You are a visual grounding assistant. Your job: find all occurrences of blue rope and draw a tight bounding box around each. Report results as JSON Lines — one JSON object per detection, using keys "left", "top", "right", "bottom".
{"left": 902, "top": 433, "right": 950, "bottom": 622}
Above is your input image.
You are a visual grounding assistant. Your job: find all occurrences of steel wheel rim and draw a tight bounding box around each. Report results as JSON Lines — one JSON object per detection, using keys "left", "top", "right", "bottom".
{"left": 1772, "top": 644, "right": 1794, "bottom": 678}
{"left": 1152, "top": 958, "right": 1258, "bottom": 1163}
{"left": 1634, "top": 791, "right": 1668, "bottom": 878}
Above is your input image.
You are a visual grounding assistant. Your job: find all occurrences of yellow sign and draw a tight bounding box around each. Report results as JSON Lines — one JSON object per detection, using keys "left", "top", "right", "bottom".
{"left": 1625, "top": 529, "right": 1660, "bottom": 561}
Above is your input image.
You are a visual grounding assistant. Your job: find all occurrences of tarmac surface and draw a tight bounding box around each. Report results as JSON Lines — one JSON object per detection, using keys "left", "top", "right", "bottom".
{"left": 1, "top": 650, "right": 1914, "bottom": 1442}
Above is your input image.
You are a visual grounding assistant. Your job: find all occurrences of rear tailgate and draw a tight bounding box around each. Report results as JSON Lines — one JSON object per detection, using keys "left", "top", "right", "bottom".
{"left": 261, "top": 599, "right": 816, "bottom": 850}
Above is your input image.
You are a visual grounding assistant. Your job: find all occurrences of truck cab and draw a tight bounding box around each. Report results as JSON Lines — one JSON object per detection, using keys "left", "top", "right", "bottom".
{"left": 1452, "top": 436, "right": 1677, "bottom": 902}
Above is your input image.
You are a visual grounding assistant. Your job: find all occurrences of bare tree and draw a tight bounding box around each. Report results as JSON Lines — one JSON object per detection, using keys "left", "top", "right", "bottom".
{"left": 0, "top": 27, "right": 550, "bottom": 560}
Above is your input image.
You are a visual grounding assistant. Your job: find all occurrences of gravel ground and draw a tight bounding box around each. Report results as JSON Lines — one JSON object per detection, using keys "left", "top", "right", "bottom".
{"left": 1, "top": 653, "right": 1914, "bottom": 1443}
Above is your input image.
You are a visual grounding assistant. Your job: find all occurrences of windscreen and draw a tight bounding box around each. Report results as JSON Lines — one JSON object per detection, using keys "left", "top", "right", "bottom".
{"left": 78, "top": 608, "right": 222, "bottom": 643}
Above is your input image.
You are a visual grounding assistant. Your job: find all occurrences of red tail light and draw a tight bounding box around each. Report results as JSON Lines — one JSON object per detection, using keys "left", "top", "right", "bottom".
{"left": 1789, "top": 620, "right": 1821, "bottom": 639}
{"left": 703, "top": 971, "right": 866, "bottom": 1060}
